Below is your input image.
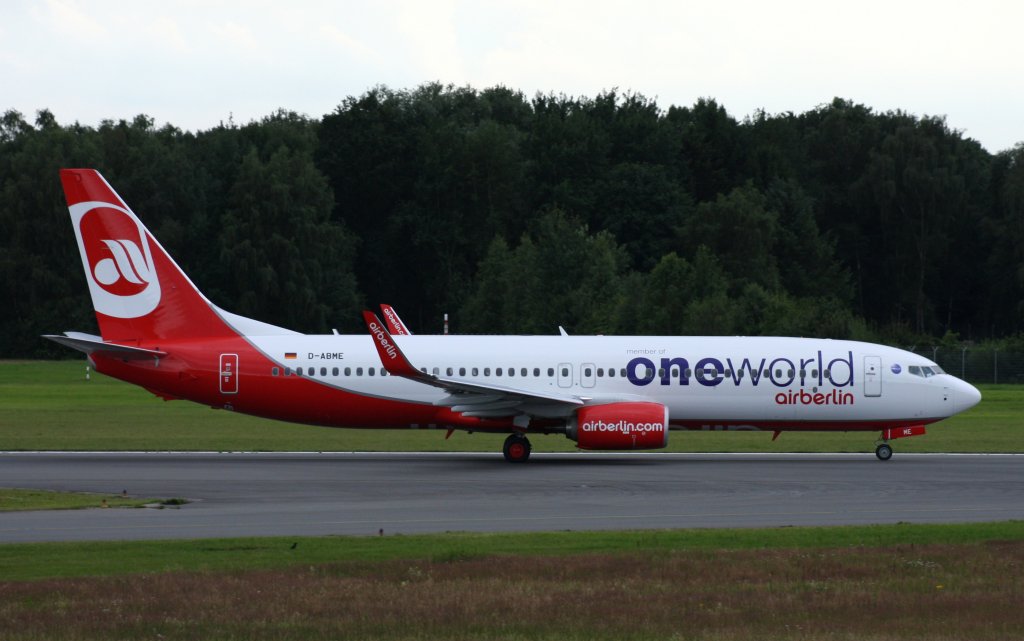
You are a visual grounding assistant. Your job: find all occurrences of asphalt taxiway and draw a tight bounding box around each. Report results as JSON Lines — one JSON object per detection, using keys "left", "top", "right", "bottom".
{"left": 1, "top": 452, "right": 1022, "bottom": 543}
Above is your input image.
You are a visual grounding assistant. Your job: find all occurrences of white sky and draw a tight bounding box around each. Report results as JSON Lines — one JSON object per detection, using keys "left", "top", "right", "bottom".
{"left": 2, "top": 0, "right": 1021, "bottom": 152}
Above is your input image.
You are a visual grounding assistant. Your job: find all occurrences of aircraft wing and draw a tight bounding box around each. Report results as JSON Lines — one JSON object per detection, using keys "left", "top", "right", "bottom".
{"left": 362, "top": 311, "right": 583, "bottom": 419}
{"left": 43, "top": 332, "right": 167, "bottom": 359}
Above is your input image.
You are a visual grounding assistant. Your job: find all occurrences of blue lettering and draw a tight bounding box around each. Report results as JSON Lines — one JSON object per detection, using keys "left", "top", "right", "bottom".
{"left": 799, "top": 357, "right": 814, "bottom": 386}
{"left": 659, "top": 357, "right": 690, "bottom": 385}
{"left": 695, "top": 357, "right": 724, "bottom": 387}
{"left": 627, "top": 357, "right": 656, "bottom": 386}
{"left": 769, "top": 358, "right": 796, "bottom": 387}
{"left": 625, "top": 351, "right": 857, "bottom": 389}
{"left": 826, "top": 351, "right": 855, "bottom": 387}
{"left": 726, "top": 357, "right": 767, "bottom": 386}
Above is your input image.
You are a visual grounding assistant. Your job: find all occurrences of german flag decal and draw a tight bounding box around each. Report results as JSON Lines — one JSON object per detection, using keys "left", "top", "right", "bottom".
{"left": 284, "top": 352, "right": 297, "bottom": 360}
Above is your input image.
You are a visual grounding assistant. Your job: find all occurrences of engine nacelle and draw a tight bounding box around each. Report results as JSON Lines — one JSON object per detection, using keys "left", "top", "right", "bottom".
{"left": 567, "top": 402, "right": 669, "bottom": 450}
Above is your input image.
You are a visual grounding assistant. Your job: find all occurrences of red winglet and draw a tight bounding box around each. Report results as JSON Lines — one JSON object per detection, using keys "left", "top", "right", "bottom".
{"left": 380, "top": 304, "right": 412, "bottom": 335}
{"left": 362, "top": 310, "right": 421, "bottom": 378}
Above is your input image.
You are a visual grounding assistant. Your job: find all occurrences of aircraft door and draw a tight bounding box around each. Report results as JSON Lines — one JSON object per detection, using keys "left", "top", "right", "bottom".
{"left": 864, "top": 355, "right": 881, "bottom": 397}
{"left": 557, "top": 362, "right": 573, "bottom": 388}
{"left": 581, "top": 363, "right": 596, "bottom": 388}
{"left": 220, "top": 353, "right": 239, "bottom": 394}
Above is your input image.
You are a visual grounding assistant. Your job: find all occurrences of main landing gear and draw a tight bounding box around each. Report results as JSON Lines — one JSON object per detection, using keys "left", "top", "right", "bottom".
{"left": 503, "top": 433, "right": 532, "bottom": 463}
{"left": 875, "top": 442, "right": 893, "bottom": 461}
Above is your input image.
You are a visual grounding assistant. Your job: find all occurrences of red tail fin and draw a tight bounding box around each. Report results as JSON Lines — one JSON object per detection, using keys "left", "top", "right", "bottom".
{"left": 61, "top": 169, "right": 234, "bottom": 342}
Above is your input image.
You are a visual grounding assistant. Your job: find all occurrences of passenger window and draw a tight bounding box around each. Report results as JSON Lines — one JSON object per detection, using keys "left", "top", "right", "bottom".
{"left": 620, "top": 368, "right": 626, "bottom": 377}
{"left": 507, "top": 368, "right": 514, "bottom": 377}
{"left": 608, "top": 368, "right": 615, "bottom": 378}
{"left": 484, "top": 368, "right": 491, "bottom": 376}
{"left": 597, "top": 368, "right": 604, "bottom": 377}
{"left": 297, "top": 367, "right": 304, "bottom": 376}
{"left": 584, "top": 367, "right": 592, "bottom": 377}
{"left": 344, "top": 367, "right": 351, "bottom": 376}
{"left": 368, "top": 367, "right": 375, "bottom": 376}
{"left": 548, "top": 368, "right": 555, "bottom": 377}
{"left": 320, "top": 367, "right": 327, "bottom": 376}
{"left": 560, "top": 367, "right": 568, "bottom": 377}
{"left": 811, "top": 369, "right": 818, "bottom": 377}
{"left": 356, "top": 367, "right": 363, "bottom": 376}
{"left": 272, "top": 367, "right": 279, "bottom": 376}
{"left": 332, "top": 367, "right": 338, "bottom": 376}
{"left": 459, "top": 367, "right": 466, "bottom": 376}
{"left": 447, "top": 367, "right": 453, "bottom": 376}
{"left": 285, "top": 367, "right": 292, "bottom": 376}
{"left": 523, "top": 368, "right": 529, "bottom": 377}
{"left": 824, "top": 369, "right": 831, "bottom": 378}
{"left": 432, "top": 367, "right": 439, "bottom": 375}
{"left": 472, "top": 368, "right": 479, "bottom": 376}
{"left": 533, "top": 368, "right": 540, "bottom": 377}
{"left": 724, "top": 369, "right": 732, "bottom": 377}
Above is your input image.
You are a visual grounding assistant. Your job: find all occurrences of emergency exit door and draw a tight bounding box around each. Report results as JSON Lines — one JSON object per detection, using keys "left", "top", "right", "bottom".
{"left": 220, "top": 353, "right": 239, "bottom": 394}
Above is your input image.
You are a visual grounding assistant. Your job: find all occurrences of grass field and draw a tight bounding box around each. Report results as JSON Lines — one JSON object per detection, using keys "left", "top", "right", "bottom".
{"left": 1, "top": 523, "right": 1022, "bottom": 639}
{"left": 0, "top": 488, "right": 159, "bottom": 511}
{"left": 1, "top": 360, "right": 1020, "bottom": 453}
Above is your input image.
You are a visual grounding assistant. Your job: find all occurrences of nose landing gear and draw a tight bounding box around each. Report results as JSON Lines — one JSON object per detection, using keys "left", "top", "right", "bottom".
{"left": 874, "top": 425, "right": 926, "bottom": 461}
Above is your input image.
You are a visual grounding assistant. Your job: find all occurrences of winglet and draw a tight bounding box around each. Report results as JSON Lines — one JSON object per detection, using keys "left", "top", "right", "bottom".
{"left": 380, "top": 304, "right": 413, "bottom": 335}
{"left": 362, "top": 310, "right": 421, "bottom": 378}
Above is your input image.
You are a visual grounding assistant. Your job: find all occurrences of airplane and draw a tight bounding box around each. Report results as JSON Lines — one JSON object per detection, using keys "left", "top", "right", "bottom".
{"left": 46, "top": 169, "right": 982, "bottom": 462}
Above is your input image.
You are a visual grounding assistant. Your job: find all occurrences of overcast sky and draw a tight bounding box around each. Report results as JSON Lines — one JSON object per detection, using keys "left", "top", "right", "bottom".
{"left": 2, "top": 0, "right": 1021, "bottom": 152}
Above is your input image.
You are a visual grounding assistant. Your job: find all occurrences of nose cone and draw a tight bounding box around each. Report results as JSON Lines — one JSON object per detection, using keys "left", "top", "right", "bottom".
{"left": 955, "top": 379, "right": 982, "bottom": 414}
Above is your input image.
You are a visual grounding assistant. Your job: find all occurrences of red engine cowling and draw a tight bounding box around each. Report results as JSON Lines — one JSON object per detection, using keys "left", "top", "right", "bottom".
{"left": 568, "top": 402, "right": 669, "bottom": 450}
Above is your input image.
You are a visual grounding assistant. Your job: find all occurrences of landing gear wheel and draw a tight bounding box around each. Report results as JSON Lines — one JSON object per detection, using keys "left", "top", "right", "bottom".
{"left": 503, "top": 434, "right": 532, "bottom": 463}
{"left": 875, "top": 443, "right": 893, "bottom": 461}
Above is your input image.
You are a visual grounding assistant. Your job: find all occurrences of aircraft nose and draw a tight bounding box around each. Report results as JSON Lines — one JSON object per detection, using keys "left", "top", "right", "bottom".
{"left": 955, "top": 379, "right": 982, "bottom": 413}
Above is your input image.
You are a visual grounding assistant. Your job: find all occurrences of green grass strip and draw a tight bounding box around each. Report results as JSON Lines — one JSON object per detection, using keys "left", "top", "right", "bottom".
{"left": 1, "top": 520, "right": 1021, "bottom": 582}
{"left": 0, "top": 488, "right": 158, "bottom": 511}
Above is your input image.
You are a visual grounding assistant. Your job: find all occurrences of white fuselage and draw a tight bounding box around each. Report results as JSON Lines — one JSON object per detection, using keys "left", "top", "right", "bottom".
{"left": 244, "top": 334, "right": 978, "bottom": 429}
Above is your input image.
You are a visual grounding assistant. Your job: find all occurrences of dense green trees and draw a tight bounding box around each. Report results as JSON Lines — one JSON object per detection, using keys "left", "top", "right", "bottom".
{"left": 1, "top": 84, "right": 1021, "bottom": 357}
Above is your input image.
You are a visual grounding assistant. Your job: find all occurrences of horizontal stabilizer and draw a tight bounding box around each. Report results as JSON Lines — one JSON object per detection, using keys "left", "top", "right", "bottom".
{"left": 43, "top": 332, "right": 167, "bottom": 359}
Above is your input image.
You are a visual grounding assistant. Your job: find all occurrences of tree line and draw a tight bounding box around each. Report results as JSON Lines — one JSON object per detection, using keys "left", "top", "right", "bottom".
{"left": 2, "top": 84, "right": 1023, "bottom": 357}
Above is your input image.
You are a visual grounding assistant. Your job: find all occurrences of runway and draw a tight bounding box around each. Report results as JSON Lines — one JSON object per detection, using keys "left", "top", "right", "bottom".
{"left": 1, "top": 452, "right": 1022, "bottom": 543}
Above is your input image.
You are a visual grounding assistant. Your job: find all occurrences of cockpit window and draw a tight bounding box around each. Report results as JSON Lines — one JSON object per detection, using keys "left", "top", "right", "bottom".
{"left": 909, "top": 365, "right": 943, "bottom": 378}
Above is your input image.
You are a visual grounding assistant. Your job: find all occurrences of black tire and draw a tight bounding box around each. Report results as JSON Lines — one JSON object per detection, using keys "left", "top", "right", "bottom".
{"left": 503, "top": 434, "right": 532, "bottom": 463}
{"left": 875, "top": 443, "right": 893, "bottom": 461}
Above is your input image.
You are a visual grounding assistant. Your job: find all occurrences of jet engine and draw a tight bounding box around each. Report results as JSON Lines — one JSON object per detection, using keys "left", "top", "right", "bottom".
{"left": 567, "top": 402, "right": 669, "bottom": 450}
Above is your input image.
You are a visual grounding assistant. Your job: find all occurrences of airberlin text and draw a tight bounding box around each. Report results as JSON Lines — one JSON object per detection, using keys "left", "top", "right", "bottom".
{"left": 581, "top": 420, "right": 664, "bottom": 435}
{"left": 367, "top": 322, "right": 398, "bottom": 360}
{"left": 626, "top": 350, "right": 856, "bottom": 406}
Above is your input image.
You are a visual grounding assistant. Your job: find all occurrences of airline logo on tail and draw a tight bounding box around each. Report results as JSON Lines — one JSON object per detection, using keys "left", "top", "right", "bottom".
{"left": 70, "top": 201, "right": 161, "bottom": 319}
